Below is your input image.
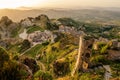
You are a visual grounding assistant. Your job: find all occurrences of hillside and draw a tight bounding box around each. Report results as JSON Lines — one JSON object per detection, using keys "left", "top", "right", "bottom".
{"left": 0, "top": 14, "right": 120, "bottom": 80}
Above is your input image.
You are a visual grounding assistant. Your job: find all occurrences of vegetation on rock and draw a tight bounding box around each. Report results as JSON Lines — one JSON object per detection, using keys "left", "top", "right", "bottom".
{"left": 0, "top": 15, "right": 120, "bottom": 80}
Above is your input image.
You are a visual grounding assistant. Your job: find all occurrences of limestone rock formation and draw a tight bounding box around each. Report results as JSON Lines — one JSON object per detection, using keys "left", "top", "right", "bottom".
{"left": 28, "top": 30, "right": 56, "bottom": 46}
{"left": 71, "top": 36, "right": 84, "bottom": 76}
{"left": 0, "top": 16, "right": 20, "bottom": 38}
{"left": 35, "top": 14, "right": 53, "bottom": 29}
{"left": 111, "top": 40, "right": 120, "bottom": 50}
{"left": 20, "top": 17, "right": 34, "bottom": 28}
{"left": 108, "top": 50, "right": 120, "bottom": 61}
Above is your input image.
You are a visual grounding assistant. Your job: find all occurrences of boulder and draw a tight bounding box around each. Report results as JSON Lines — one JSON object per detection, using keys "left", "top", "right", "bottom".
{"left": 0, "top": 16, "right": 13, "bottom": 26}
{"left": 111, "top": 41, "right": 120, "bottom": 50}
{"left": 108, "top": 50, "right": 120, "bottom": 61}
{"left": 82, "top": 61, "right": 89, "bottom": 70}
{"left": 85, "top": 38, "right": 94, "bottom": 49}
{"left": 93, "top": 42, "right": 99, "bottom": 50}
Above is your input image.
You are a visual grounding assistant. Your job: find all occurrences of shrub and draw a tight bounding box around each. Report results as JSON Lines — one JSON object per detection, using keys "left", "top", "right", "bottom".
{"left": 90, "top": 55, "right": 105, "bottom": 64}
{"left": 0, "top": 47, "right": 9, "bottom": 67}
{"left": 19, "top": 39, "right": 31, "bottom": 52}
{"left": 100, "top": 45, "right": 108, "bottom": 54}
{"left": 53, "top": 59, "right": 70, "bottom": 77}
{"left": 58, "top": 18, "right": 79, "bottom": 28}
{"left": 0, "top": 61, "right": 22, "bottom": 80}
{"left": 34, "top": 70, "right": 53, "bottom": 80}
{"left": 79, "top": 73, "right": 92, "bottom": 80}
{"left": 0, "top": 47, "right": 22, "bottom": 80}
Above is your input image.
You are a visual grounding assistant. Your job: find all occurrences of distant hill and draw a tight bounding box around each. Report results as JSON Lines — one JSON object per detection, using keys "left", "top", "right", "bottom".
{"left": 0, "top": 8, "right": 120, "bottom": 24}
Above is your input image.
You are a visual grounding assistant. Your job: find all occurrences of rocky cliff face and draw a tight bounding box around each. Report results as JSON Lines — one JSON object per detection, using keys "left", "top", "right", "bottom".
{"left": 35, "top": 14, "right": 53, "bottom": 29}
{"left": 20, "top": 17, "right": 34, "bottom": 28}
{"left": 20, "top": 14, "right": 53, "bottom": 30}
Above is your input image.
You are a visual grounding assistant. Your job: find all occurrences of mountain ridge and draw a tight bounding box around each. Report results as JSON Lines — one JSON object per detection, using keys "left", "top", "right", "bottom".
{"left": 0, "top": 8, "right": 120, "bottom": 23}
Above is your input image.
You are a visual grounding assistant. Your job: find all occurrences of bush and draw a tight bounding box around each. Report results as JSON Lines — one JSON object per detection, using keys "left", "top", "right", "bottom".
{"left": 58, "top": 18, "right": 79, "bottom": 28}
{"left": 34, "top": 70, "right": 53, "bottom": 80}
{"left": 0, "top": 47, "right": 9, "bottom": 67}
{"left": 79, "top": 73, "right": 104, "bottom": 80}
{"left": 79, "top": 73, "right": 92, "bottom": 80}
{"left": 0, "top": 47, "right": 22, "bottom": 80}
{"left": 100, "top": 45, "right": 108, "bottom": 54}
{"left": 53, "top": 59, "right": 70, "bottom": 76}
{"left": 90, "top": 55, "right": 105, "bottom": 64}
{"left": 42, "top": 41, "right": 49, "bottom": 46}
{"left": 19, "top": 39, "right": 31, "bottom": 52}
{"left": 0, "top": 61, "right": 22, "bottom": 80}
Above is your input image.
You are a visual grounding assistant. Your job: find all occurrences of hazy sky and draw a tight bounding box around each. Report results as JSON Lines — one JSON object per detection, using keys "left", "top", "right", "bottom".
{"left": 0, "top": 0, "right": 120, "bottom": 9}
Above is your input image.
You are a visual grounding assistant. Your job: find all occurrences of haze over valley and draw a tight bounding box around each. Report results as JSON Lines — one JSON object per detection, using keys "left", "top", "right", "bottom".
{"left": 1, "top": 7, "right": 120, "bottom": 26}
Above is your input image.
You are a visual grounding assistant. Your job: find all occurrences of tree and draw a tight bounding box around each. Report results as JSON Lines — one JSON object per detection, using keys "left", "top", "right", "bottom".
{"left": 19, "top": 39, "right": 31, "bottom": 52}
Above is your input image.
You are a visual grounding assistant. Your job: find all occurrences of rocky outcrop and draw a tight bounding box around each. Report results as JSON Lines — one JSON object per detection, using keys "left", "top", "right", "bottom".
{"left": 0, "top": 16, "right": 20, "bottom": 38}
{"left": 72, "top": 36, "right": 84, "bottom": 76}
{"left": 0, "top": 47, "right": 9, "bottom": 66}
{"left": 0, "top": 40, "right": 10, "bottom": 49}
{"left": 108, "top": 50, "right": 120, "bottom": 61}
{"left": 0, "top": 16, "right": 13, "bottom": 26}
{"left": 20, "top": 14, "right": 53, "bottom": 30}
{"left": 20, "top": 17, "right": 34, "bottom": 28}
{"left": 111, "top": 40, "right": 120, "bottom": 50}
{"left": 35, "top": 14, "right": 53, "bottom": 29}
{"left": 59, "top": 25, "right": 85, "bottom": 38}
{"left": 28, "top": 30, "right": 56, "bottom": 46}
{"left": 19, "top": 29, "right": 28, "bottom": 40}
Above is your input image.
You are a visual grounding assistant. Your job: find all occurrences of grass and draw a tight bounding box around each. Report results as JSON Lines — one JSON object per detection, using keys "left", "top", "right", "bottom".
{"left": 23, "top": 40, "right": 78, "bottom": 74}
{"left": 11, "top": 26, "right": 21, "bottom": 38}
{"left": 79, "top": 73, "right": 92, "bottom": 80}
{"left": 110, "top": 61, "right": 120, "bottom": 78}
{"left": 34, "top": 70, "right": 53, "bottom": 80}
{"left": 25, "top": 44, "right": 43, "bottom": 57}
{"left": 27, "top": 26, "right": 44, "bottom": 34}
{"left": 90, "top": 54, "right": 106, "bottom": 64}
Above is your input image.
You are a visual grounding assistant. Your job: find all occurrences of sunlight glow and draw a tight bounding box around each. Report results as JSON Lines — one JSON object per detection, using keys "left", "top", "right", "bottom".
{"left": 0, "top": 0, "right": 47, "bottom": 9}
{"left": 0, "top": 0, "right": 119, "bottom": 9}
